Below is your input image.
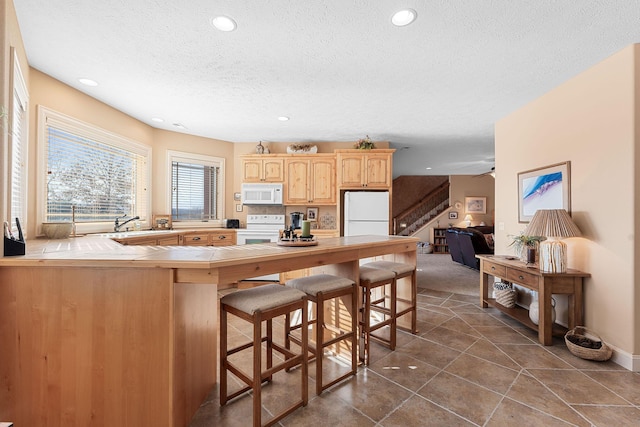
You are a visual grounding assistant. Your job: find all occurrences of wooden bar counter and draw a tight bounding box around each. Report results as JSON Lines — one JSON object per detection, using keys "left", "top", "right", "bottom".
{"left": 0, "top": 234, "right": 417, "bottom": 427}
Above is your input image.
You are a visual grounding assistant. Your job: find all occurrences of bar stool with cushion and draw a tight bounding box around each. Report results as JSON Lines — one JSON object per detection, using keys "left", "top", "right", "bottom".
{"left": 358, "top": 265, "right": 398, "bottom": 365}
{"left": 220, "top": 284, "right": 309, "bottom": 427}
{"left": 284, "top": 274, "right": 358, "bottom": 395}
{"left": 363, "top": 260, "right": 418, "bottom": 334}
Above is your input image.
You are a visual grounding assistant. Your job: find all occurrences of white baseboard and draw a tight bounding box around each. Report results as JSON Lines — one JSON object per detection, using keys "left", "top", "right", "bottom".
{"left": 608, "top": 344, "right": 640, "bottom": 371}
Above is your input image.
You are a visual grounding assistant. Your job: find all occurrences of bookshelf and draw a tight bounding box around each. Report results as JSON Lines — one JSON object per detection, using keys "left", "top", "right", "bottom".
{"left": 433, "top": 228, "right": 449, "bottom": 254}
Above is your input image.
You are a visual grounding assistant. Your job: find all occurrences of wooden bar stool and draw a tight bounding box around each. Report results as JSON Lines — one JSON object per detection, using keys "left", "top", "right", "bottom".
{"left": 358, "top": 265, "right": 398, "bottom": 365}
{"left": 284, "top": 274, "right": 358, "bottom": 395}
{"left": 363, "top": 260, "right": 418, "bottom": 334}
{"left": 220, "top": 284, "right": 309, "bottom": 427}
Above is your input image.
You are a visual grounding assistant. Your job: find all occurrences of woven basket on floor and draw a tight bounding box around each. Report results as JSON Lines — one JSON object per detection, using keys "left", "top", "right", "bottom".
{"left": 565, "top": 326, "right": 612, "bottom": 361}
{"left": 493, "top": 282, "right": 516, "bottom": 308}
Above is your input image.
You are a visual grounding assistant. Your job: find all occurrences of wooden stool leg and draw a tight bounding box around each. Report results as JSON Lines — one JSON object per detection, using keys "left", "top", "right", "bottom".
{"left": 390, "top": 279, "right": 397, "bottom": 351}
{"left": 266, "top": 318, "right": 274, "bottom": 382}
{"left": 315, "top": 295, "right": 324, "bottom": 396}
{"left": 350, "top": 283, "right": 358, "bottom": 376}
{"left": 301, "top": 302, "right": 309, "bottom": 406}
{"left": 284, "top": 312, "right": 291, "bottom": 350}
{"left": 253, "top": 311, "right": 262, "bottom": 427}
{"left": 220, "top": 304, "right": 228, "bottom": 405}
{"left": 411, "top": 271, "right": 417, "bottom": 333}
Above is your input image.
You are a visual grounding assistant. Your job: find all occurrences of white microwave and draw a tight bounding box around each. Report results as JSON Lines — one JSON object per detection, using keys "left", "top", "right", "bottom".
{"left": 241, "top": 183, "right": 283, "bottom": 205}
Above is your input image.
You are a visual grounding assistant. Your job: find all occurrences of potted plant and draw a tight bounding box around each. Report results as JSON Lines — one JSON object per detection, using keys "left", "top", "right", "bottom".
{"left": 287, "top": 143, "right": 318, "bottom": 153}
{"left": 354, "top": 135, "right": 375, "bottom": 150}
{"left": 508, "top": 233, "right": 546, "bottom": 262}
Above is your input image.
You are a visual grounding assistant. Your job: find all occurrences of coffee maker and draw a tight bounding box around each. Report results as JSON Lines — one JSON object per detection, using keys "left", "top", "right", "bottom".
{"left": 289, "top": 212, "right": 304, "bottom": 229}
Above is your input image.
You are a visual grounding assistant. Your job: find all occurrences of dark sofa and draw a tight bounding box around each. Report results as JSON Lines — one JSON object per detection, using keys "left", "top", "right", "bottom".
{"left": 445, "top": 227, "right": 494, "bottom": 270}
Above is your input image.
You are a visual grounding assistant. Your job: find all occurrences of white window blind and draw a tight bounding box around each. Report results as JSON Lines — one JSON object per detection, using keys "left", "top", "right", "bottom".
{"left": 169, "top": 151, "right": 224, "bottom": 223}
{"left": 9, "top": 48, "right": 28, "bottom": 237}
{"left": 39, "top": 107, "right": 151, "bottom": 231}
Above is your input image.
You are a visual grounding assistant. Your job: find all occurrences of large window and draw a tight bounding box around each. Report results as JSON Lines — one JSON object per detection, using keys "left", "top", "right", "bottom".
{"left": 38, "top": 107, "right": 151, "bottom": 233}
{"left": 169, "top": 151, "right": 224, "bottom": 224}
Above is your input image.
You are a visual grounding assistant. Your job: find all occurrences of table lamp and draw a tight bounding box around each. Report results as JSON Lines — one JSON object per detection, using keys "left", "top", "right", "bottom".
{"left": 464, "top": 214, "right": 473, "bottom": 227}
{"left": 524, "top": 209, "right": 581, "bottom": 273}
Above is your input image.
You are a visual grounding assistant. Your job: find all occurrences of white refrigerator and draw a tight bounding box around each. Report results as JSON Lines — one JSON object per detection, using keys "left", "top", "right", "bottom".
{"left": 343, "top": 191, "right": 390, "bottom": 236}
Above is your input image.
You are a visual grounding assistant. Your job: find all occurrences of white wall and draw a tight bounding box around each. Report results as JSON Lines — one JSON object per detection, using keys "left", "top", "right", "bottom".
{"left": 495, "top": 44, "right": 639, "bottom": 367}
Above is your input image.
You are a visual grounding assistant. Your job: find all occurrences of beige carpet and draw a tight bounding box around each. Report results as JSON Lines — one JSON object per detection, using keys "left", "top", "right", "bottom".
{"left": 416, "top": 253, "right": 480, "bottom": 296}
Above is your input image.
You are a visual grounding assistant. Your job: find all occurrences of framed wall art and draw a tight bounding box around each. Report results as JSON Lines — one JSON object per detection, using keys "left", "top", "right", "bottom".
{"left": 465, "top": 197, "right": 486, "bottom": 214}
{"left": 449, "top": 211, "right": 458, "bottom": 220}
{"left": 518, "top": 161, "right": 571, "bottom": 223}
{"left": 306, "top": 207, "right": 318, "bottom": 222}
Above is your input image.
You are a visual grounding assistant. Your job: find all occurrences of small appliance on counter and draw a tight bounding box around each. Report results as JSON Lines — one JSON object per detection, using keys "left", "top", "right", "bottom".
{"left": 223, "top": 219, "right": 240, "bottom": 229}
{"left": 289, "top": 212, "right": 304, "bottom": 229}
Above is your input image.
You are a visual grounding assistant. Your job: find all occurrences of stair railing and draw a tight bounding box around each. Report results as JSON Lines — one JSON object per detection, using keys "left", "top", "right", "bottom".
{"left": 394, "top": 182, "right": 450, "bottom": 236}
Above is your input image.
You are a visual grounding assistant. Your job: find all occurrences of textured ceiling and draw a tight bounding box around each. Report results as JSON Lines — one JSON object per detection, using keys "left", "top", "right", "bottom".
{"left": 13, "top": 1, "right": 640, "bottom": 177}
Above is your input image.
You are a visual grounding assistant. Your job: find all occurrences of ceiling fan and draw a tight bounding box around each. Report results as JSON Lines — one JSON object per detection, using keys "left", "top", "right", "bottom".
{"left": 473, "top": 167, "right": 495, "bottom": 178}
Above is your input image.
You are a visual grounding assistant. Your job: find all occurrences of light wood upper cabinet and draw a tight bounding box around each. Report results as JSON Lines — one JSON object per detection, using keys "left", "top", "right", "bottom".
{"left": 284, "top": 155, "right": 336, "bottom": 205}
{"left": 241, "top": 156, "right": 284, "bottom": 182}
{"left": 336, "top": 149, "right": 394, "bottom": 189}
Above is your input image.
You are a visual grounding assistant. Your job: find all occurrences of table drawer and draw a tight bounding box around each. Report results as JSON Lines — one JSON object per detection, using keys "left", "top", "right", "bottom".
{"left": 483, "top": 261, "right": 506, "bottom": 277}
{"left": 506, "top": 268, "right": 538, "bottom": 287}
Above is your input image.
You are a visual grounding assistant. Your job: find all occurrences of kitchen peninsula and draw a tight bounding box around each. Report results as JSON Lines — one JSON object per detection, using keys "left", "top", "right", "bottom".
{"left": 0, "top": 234, "right": 417, "bottom": 427}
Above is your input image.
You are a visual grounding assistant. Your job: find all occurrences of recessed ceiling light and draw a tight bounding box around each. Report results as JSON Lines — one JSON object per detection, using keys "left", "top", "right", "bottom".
{"left": 78, "top": 78, "right": 98, "bottom": 87}
{"left": 425, "top": 167, "right": 432, "bottom": 170}
{"left": 278, "top": 116, "right": 290, "bottom": 121}
{"left": 173, "top": 123, "right": 187, "bottom": 130}
{"left": 151, "top": 117, "right": 164, "bottom": 123}
{"left": 391, "top": 9, "right": 417, "bottom": 27}
{"left": 211, "top": 16, "right": 237, "bottom": 32}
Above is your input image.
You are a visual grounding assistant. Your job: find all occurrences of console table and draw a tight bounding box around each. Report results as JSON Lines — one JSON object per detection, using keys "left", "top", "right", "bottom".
{"left": 477, "top": 255, "right": 590, "bottom": 345}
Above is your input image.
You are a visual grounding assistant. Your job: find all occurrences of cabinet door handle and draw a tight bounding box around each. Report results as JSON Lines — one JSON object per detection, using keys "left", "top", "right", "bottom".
{"left": 518, "top": 275, "right": 524, "bottom": 280}
{"left": 218, "top": 235, "right": 226, "bottom": 239}
{"left": 192, "top": 236, "right": 201, "bottom": 241}
{"left": 491, "top": 266, "right": 496, "bottom": 271}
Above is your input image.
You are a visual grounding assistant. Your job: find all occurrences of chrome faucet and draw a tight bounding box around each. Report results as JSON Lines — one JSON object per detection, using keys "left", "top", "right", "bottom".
{"left": 114, "top": 214, "right": 140, "bottom": 232}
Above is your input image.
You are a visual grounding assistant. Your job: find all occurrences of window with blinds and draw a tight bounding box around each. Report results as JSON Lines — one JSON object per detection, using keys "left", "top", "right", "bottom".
{"left": 9, "top": 48, "right": 28, "bottom": 237}
{"left": 38, "top": 107, "right": 151, "bottom": 232}
{"left": 169, "top": 151, "right": 224, "bottom": 223}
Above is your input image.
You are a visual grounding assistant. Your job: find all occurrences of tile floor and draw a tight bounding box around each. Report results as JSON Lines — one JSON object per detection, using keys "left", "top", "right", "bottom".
{"left": 191, "top": 288, "right": 640, "bottom": 426}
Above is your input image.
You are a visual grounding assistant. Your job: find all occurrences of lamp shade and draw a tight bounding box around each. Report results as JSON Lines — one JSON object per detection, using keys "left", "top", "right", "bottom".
{"left": 523, "top": 209, "right": 581, "bottom": 238}
{"left": 524, "top": 209, "right": 581, "bottom": 272}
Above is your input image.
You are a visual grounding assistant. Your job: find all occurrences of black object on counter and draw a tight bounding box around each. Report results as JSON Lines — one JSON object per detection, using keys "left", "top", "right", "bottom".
{"left": 4, "top": 217, "right": 25, "bottom": 256}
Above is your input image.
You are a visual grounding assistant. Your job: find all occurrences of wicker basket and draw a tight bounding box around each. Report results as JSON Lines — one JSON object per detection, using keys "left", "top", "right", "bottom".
{"left": 565, "top": 326, "right": 613, "bottom": 361}
{"left": 493, "top": 282, "right": 516, "bottom": 308}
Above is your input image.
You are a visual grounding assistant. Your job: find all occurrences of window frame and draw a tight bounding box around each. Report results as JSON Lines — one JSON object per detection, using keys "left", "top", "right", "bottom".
{"left": 37, "top": 106, "right": 152, "bottom": 235}
{"left": 166, "top": 150, "right": 225, "bottom": 228}
{"left": 8, "top": 47, "right": 29, "bottom": 237}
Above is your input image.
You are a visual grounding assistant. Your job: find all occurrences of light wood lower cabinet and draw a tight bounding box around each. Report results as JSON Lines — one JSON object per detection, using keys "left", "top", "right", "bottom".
{"left": 208, "top": 230, "right": 236, "bottom": 246}
{"left": 117, "top": 230, "right": 235, "bottom": 246}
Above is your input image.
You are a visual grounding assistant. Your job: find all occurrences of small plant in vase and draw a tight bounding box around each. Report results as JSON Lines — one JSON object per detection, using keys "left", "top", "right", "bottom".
{"left": 354, "top": 135, "right": 375, "bottom": 150}
{"left": 508, "top": 233, "right": 546, "bottom": 263}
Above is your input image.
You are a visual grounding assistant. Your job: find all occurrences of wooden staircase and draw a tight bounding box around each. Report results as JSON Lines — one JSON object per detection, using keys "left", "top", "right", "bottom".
{"left": 394, "top": 182, "right": 450, "bottom": 236}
